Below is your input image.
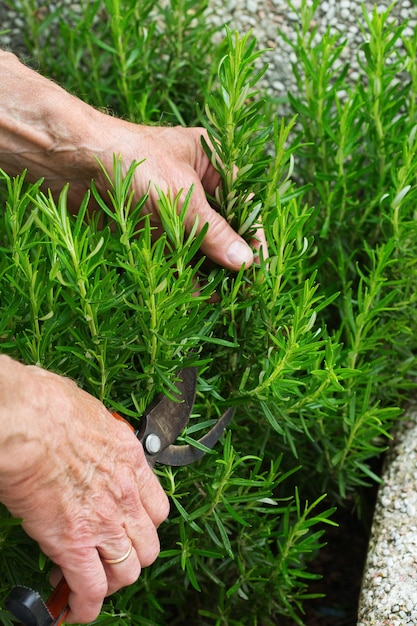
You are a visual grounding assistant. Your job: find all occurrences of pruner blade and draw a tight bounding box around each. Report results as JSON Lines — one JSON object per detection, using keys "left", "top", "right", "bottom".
{"left": 155, "top": 407, "right": 234, "bottom": 466}
{"left": 133, "top": 367, "right": 234, "bottom": 466}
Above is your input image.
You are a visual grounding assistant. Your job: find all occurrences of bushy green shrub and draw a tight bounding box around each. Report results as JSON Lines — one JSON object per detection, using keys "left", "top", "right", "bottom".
{"left": 1, "top": 1, "right": 417, "bottom": 623}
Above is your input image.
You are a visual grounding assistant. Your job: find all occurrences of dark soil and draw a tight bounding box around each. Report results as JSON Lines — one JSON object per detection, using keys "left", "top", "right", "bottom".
{"left": 279, "top": 503, "right": 373, "bottom": 626}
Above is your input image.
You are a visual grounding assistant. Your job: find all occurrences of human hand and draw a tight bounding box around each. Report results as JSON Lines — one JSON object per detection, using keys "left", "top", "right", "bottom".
{"left": 92, "top": 120, "right": 268, "bottom": 270}
{"left": 0, "top": 356, "right": 169, "bottom": 624}
{"left": 0, "top": 52, "right": 267, "bottom": 270}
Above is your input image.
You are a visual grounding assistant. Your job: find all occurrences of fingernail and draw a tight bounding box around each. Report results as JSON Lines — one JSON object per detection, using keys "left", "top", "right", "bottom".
{"left": 226, "top": 241, "right": 253, "bottom": 267}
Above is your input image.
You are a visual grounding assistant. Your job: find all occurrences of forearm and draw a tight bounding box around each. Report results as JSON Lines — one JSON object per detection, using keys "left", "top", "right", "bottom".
{"left": 0, "top": 50, "right": 100, "bottom": 192}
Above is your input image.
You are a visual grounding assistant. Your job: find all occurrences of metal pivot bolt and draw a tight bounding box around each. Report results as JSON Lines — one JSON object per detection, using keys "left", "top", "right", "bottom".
{"left": 145, "top": 433, "right": 162, "bottom": 455}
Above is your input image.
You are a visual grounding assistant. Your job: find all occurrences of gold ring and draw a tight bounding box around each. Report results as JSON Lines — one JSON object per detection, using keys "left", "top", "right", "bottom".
{"left": 102, "top": 539, "right": 133, "bottom": 565}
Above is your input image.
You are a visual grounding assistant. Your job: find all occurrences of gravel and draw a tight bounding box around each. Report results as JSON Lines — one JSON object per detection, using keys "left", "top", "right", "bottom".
{"left": 357, "top": 406, "right": 417, "bottom": 625}
{"left": 205, "top": 0, "right": 417, "bottom": 108}
{"left": 2, "top": 1, "right": 417, "bottom": 104}
{"left": 2, "top": 2, "right": 417, "bottom": 624}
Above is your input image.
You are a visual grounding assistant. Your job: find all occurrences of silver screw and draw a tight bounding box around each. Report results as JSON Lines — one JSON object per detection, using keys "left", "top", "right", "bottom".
{"left": 145, "top": 433, "right": 162, "bottom": 455}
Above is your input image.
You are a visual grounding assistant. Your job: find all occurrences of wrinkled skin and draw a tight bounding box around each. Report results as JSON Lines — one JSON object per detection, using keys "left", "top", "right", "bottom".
{"left": 0, "top": 358, "right": 169, "bottom": 623}
{"left": 0, "top": 50, "right": 266, "bottom": 272}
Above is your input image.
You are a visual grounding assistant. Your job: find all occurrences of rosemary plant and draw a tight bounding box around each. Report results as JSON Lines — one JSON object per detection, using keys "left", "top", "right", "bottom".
{"left": 1, "top": 1, "right": 417, "bottom": 624}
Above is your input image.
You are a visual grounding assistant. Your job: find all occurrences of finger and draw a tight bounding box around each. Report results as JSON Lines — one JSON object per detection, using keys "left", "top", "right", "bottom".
{"left": 197, "top": 133, "right": 270, "bottom": 267}
{"left": 49, "top": 566, "right": 63, "bottom": 588}
{"left": 95, "top": 434, "right": 167, "bottom": 565}
{"left": 61, "top": 513, "right": 159, "bottom": 623}
{"left": 121, "top": 427, "right": 170, "bottom": 528}
{"left": 61, "top": 540, "right": 141, "bottom": 623}
{"left": 59, "top": 550, "right": 108, "bottom": 624}
{"left": 96, "top": 483, "right": 162, "bottom": 570}
{"left": 101, "top": 528, "right": 159, "bottom": 597}
{"left": 99, "top": 536, "right": 142, "bottom": 597}
{"left": 52, "top": 455, "right": 164, "bottom": 622}
{"left": 137, "top": 470, "right": 169, "bottom": 527}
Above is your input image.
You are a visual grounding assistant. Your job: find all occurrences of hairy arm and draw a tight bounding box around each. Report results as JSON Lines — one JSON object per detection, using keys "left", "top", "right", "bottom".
{"left": 0, "top": 50, "right": 100, "bottom": 198}
{"left": 0, "top": 49, "right": 261, "bottom": 269}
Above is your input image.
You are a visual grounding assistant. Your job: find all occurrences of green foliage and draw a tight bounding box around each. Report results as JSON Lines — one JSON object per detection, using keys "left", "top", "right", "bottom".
{"left": 201, "top": 28, "right": 270, "bottom": 239}
{"left": 281, "top": 0, "right": 417, "bottom": 500}
{"left": 1, "top": 0, "right": 417, "bottom": 624}
{"left": 8, "top": 0, "right": 221, "bottom": 124}
{"left": 0, "top": 159, "right": 333, "bottom": 626}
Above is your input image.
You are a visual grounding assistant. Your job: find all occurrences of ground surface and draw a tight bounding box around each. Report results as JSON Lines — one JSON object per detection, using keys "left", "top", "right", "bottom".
{"left": 304, "top": 509, "right": 369, "bottom": 626}
{"left": 278, "top": 484, "right": 378, "bottom": 626}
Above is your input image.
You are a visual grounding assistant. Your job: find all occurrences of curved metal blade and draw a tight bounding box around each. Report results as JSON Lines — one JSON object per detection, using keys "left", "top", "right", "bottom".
{"left": 156, "top": 406, "right": 234, "bottom": 466}
{"left": 137, "top": 368, "right": 197, "bottom": 466}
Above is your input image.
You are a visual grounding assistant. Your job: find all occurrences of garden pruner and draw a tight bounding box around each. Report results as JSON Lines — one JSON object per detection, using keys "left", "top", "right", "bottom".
{"left": 5, "top": 367, "right": 233, "bottom": 626}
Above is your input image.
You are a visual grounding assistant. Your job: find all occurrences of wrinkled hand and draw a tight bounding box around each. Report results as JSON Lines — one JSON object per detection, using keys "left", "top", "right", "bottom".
{"left": 0, "top": 356, "right": 169, "bottom": 624}
{"left": 91, "top": 120, "right": 267, "bottom": 270}
{"left": 0, "top": 51, "right": 267, "bottom": 271}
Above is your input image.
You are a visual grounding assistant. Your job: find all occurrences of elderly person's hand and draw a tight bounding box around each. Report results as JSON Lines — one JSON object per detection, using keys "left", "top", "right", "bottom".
{"left": 93, "top": 122, "right": 267, "bottom": 269}
{"left": 0, "top": 49, "right": 267, "bottom": 270}
{"left": 0, "top": 356, "right": 169, "bottom": 624}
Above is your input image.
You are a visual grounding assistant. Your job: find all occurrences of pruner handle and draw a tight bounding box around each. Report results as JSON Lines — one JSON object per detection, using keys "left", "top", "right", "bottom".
{"left": 5, "top": 578, "right": 70, "bottom": 626}
{"left": 111, "top": 410, "right": 135, "bottom": 432}
{"left": 45, "top": 578, "right": 70, "bottom": 626}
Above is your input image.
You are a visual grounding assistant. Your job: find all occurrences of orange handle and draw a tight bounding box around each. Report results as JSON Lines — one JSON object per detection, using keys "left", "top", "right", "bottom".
{"left": 111, "top": 410, "right": 135, "bottom": 432}
{"left": 46, "top": 578, "right": 70, "bottom": 626}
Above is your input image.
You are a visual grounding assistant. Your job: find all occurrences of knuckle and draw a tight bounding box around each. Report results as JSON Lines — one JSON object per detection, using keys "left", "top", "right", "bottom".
{"left": 133, "top": 525, "right": 161, "bottom": 569}
{"left": 143, "top": 476, "right": 170, "bottom": 526}
{"left": 69, "top": 606, "right": 101, "bottom": 625}
{"left": 106, "top": 561, "right": 142, "bottom": 597}
{"left": 71, "top": 607, "right": 101, "bottom": 625}
{"left": 68, "top": 584, "right": 106, "bottom": 624}
{"left": 85, "top": 578, "right": 108, "bottom": 604}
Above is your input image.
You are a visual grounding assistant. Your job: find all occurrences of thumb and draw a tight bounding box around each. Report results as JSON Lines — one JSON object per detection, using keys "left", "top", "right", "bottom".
{"left": 185, "top": 189, "right": 254, "bottom": 271}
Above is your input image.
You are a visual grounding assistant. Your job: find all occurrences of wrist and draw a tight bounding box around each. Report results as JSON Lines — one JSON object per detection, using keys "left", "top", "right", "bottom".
{"left": 0, "top": 50, "right": 102, "bottom": 197}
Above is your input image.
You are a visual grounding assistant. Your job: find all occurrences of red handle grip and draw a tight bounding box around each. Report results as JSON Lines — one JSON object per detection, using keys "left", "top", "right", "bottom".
{"left": 46, "top": 578, "right": 70, "bottom": 626}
